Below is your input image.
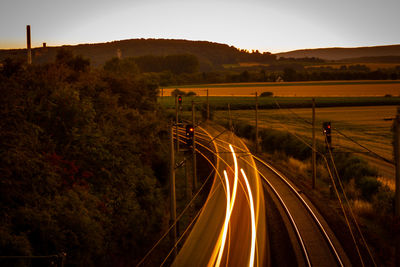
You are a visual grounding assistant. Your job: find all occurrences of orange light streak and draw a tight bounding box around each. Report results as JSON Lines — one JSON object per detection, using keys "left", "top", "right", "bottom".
{"left": 215, "top": 170, "right": 231, "bottom": 267}
{"left": 241, "top": 168, "right": 257, "bottom": 267}
{"left": 209, "top": 144, "right": 240, "bottom": 267}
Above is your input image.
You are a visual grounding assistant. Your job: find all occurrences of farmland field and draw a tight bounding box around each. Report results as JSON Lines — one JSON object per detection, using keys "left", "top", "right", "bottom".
{"left": 214, "top": 106, "right": 396, "bottom": 181}
{"left": 162, "top": 80, "right": 400, "bottom": 97}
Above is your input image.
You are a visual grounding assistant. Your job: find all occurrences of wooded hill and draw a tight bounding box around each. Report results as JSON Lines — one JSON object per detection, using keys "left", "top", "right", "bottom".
{"left": 276, "top": 44, "right": 400, "bottom": 61}
{"left": 0, "top": 39, "right": 276, "bottom": 71}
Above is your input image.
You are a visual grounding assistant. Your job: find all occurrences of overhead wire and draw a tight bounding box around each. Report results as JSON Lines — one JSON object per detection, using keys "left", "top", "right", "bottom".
{"left": 273, "top": 98, "right": 393, "bottom": 165}
{"left": 333, "top": 126, "right": 394, "bottom": 165}
{"left": 326, "top": 141, "right": 377, "bottom": 266}
{"left": 272, "top": 99, "right": 368, "bottom": 266}
{"left": 211, "top": 98, "right": 367, "bottom": 266}
{"left": 176, "top": 100, "right": 376, "bottom": 265}
{"left": 136, "top": 162, "right": 217, "bottom": 266}
{"left": 272, "top": 99, "right": 379, "bottom": 265}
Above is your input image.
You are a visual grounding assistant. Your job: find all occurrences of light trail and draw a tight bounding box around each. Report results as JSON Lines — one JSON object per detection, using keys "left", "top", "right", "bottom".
{"left": 173, "top": 125, "right": 266, "bottom": 266}
{"left": 209, "top": 144, "right": 240, "bottom": 267}
{"left": 215, "top": 170, "right": 231, "bottom": 267}
{"left": 194, "top": 131, "right": 260, "bottom": 267}
{"left": 241, "top": 168, "right": 257, "bottom": 267}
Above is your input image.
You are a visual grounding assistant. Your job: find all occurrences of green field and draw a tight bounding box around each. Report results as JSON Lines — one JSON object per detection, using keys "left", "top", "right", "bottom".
{"left": 159, "top": 96, "right": 400, "bottom": 111}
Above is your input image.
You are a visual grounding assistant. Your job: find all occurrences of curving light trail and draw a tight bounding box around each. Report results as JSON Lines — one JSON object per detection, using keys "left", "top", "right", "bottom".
{"left": 241, "top": 168, "right": 257, "bottom": 267}
{"left": 209, "top": 144, "right": 240, "bottom": 267}
{"left": 172, "top": 126, "right": 265, "bottom": 267}
{"left": 208, "top": 145, "right": 257, "bottom": 267}
{"left": 215, "top": 170, "right": 231, "bottom": 267}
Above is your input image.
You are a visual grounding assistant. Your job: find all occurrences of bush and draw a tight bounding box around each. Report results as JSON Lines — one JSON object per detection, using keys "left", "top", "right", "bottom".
{"left": 260, "top": 91, "right": 273, "bottom": 97}
{"left": 171, "top": 88, "right": 187, "bottom": 97}
{"left": 186, "top": 91, "right": 197, "bottom": 96}
{"left": 259, "top": 129, "right": 310, "bottom": 160}
{"left": 372, "top": 186, "right": 394, "bottom": 217}
{"left": 356, "top": 176, "right": 381, "bottom": 200}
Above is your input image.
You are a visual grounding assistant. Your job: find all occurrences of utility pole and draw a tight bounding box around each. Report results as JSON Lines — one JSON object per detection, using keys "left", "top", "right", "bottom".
{"left": 228, "top": 103, "right": 233, "bottom": 131}
{"left": 395, "top": 108, "right": 400, "bottom": 216}
{"left": 394, "top": 107, "right": 400, "bottom": 266}
{"left": 206, "top": 89, "right": 210, "bottom": 120}
{"left": 255, "top": 92, "right": 259, "bottom": 154}
{"left": 175, "top": 95, "right": 180, "bottom": 152}
{"left": 26, "top": 25, "right": 32, "bottom": 65}
{"left": 312, "top": 98, "right": 316, "bottom": 189}
{"left": 185, "top": 157, "right": 191, "bottom": 201}
{"left": 192, "top": 100, "right": 197, "bottom": 192}
{"left": 169, "top": 126, "right": 177, "bottom": 259}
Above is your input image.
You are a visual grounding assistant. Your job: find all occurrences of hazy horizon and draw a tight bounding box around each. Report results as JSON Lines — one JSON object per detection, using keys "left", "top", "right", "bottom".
{"left": 1, "top": 0, "right": 399, "bottom": 53}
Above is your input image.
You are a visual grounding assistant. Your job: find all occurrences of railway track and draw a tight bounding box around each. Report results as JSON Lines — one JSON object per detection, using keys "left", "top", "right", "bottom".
{"left": 254, "top": 156, "right": 351, "bottom": 267}
{"left": 174, "top": 124, "right": 351, "bottom": 266}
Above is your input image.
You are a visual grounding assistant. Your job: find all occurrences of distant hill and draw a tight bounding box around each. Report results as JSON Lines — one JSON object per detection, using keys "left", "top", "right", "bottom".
{"left": 275, "top": 45, "right": 400, "bottom": 61}
{"left": 0, "top": 39, "right": 275, "bottom": 71}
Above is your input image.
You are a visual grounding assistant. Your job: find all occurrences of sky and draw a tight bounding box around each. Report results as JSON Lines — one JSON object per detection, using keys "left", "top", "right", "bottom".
{"left": 1, "top": 0, "right": 399, "bottom": 53}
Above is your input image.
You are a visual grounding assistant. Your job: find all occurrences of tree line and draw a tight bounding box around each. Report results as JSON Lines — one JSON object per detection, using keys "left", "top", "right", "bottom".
{"left": 0, "top": 51, "right": 171, "bottom": 266}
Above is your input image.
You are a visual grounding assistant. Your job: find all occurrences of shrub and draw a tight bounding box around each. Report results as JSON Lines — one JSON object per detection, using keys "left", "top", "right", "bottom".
{"left": 260, "top": 91, "right": 273, "bottom": 97}
{"left": 171, "top": 88, "right": 186, "bottom": 97}
{"left": 186, "top": 91, "right": 197, "bottom": 96}
{"left": 372, "top": 186, "right": 394, "bottom": 217}
{"left": 356, "top": 176, "right": 381, "bottom": 200}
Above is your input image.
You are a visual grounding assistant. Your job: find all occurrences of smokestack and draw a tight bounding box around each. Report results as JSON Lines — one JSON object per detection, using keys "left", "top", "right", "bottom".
{"left": 26, "top": 25, "right": 32, "bottom": 64}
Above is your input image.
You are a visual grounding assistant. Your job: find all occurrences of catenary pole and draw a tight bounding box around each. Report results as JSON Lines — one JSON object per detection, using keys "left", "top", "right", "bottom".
{"left": 312, "top": 98, "right": 316, "bottom": 189}
{"left": 192, "top": 100, "right": 197, "bottom": 192}
{"left": 169, "top": 125, "right": 177, "bottom": 258}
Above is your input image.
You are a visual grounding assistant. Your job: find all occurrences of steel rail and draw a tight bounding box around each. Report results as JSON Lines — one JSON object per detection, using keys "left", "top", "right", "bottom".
{"left": 254, "top": 156, "right": 344, "bottom": 267}
{"left": 177, "top": 128, "right": 311, "bottom": 267}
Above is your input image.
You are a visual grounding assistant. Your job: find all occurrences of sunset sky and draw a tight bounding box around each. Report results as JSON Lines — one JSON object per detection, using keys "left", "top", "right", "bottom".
{"left": 1, "top": 0, "right": 399, "bottom": 53}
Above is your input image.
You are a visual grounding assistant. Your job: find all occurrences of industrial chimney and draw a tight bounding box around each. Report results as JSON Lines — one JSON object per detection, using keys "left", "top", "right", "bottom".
{"left": 26, "top": 25, "right": 32, "bottom": 64}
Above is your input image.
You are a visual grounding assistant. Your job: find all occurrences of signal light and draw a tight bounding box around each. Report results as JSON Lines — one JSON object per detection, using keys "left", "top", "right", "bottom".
{"left": 322, "top": 122, "right": 332, "bottom": 146}
{"left": 186, "top": 124, "right": 194, "bottom": 138}
{"left": 186, "top": 124, "right": 194, "bottom": 145}
{"left": 178, "top": 95, "right": 182, "bottom": 104}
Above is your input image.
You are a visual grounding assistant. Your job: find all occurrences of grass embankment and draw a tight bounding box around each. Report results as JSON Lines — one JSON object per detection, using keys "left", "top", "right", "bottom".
{"left": 159, "top": 96, "right": 400, "bottom": 111}
{"left": 217, "top": 120, "right": 395, "bottom": 266}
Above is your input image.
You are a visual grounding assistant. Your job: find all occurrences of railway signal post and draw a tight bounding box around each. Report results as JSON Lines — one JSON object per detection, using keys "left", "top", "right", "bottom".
{"left": 255, "top": 92, "right": 259, "bottom": 154}
{"left": 192, "top": 100, "right": 197, "bottom": 192}
{"left": 169, "top": 125, "right": 177, "bottom": 258}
